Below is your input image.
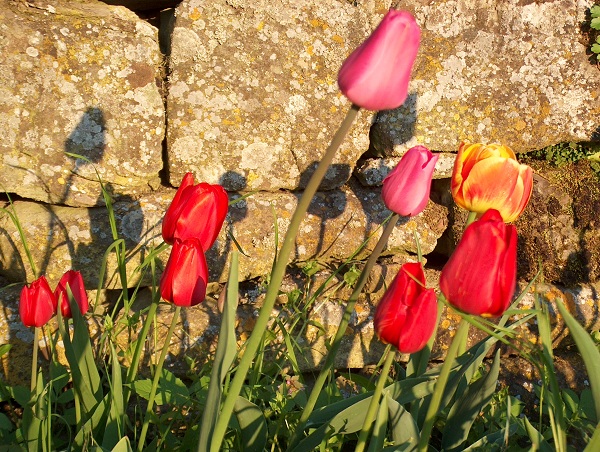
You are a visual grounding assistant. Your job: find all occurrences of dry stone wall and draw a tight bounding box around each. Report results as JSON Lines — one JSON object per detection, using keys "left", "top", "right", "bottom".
{"left": 0, "top": 0, "right": 599, "bottom": 381}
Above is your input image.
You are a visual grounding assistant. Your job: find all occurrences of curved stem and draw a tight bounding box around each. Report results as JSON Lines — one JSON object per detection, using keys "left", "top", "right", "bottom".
{"left": 210, "top": 104, "right": 360, "bottom": 452}
{"left": 137, "top": 305, "right": 181, "bottom": 451}
{"left": 288, "top": 214, "right": 399, "bottom": 449}
{"left": 355, "top": 347, "right": 396, "bottom": 452}
{"left": 417, "top": 318, "right": 470, "bottom": 451}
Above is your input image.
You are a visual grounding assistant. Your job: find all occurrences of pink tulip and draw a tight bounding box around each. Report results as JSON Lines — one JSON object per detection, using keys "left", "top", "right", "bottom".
{"left": 337, "top": 9, "right": 420, "bottom": 110}
{"left": 381, "top": 146, "right": 438, "bottom": 216}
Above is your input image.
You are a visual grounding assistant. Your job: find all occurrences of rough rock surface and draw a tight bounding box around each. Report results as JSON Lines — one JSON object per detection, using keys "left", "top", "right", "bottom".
{"left": 166, "top": 0, "right": 374, "bottom": 192}
{"left": 0, "top": 185, "right": 447, "bottom": 288}
{"left": 370, "top": 0, "right": 600, "bottom": 156}
{"left": 0, "top": 0, "right": 164, "bottom": 207}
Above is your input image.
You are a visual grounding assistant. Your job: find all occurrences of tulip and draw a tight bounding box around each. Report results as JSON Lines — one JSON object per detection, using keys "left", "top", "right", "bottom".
{"left": 451, "top": 142, "right": 533, "bottom": 222}
{"left": 162, "top": 172, "right": 228, "bottom": 250}
{"left": 337, "top": 9, "right": 420, "bottom": 111}
{"left": 55, "top": 270, "right": 89, "bottom": 318}
{"left": 19, "top": 276, "right": 57, "bottom": 328}
{"left": 440, "top": 209, "right": 517, "bottom": 317}
{"left": 374, "top": 262, "right": 438, "bottom": 354}
{"left": 382, "top": 145, "right": 438, "bottom": 216}
{"left": 160, "top": 238, "right": 208, "bottom": 307}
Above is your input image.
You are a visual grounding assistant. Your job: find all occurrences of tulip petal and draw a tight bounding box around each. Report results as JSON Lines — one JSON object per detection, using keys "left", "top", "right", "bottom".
{"left": 397, "top": 289, "right": 438, "bottom": 353}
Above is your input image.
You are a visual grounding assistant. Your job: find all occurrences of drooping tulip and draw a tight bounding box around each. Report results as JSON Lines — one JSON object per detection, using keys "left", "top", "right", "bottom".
{"left": 160, "top": 238, "right": 208, "bottom": 307}
{"left": 55, "top": 270, "right": 89, "bottom": 318}
{"left": 382, "top": 145, "right": 438, "bottom": 216}
{"left": 374, "top": 262, "right": 438, "bottom": 354}
{"left": 337, "top": 9, "right": 420, "bottom": 111}
{"left": 451, "top": 142, "right": 533, "bottom": 222}
{"left": 162, "top": 173, "right": 228, "bottom": 250}
{"left": 440, "top": 209, "right": 517, "bottom": 317}
{"left": 19, "top": 276, "right": 57, "bottom": 328}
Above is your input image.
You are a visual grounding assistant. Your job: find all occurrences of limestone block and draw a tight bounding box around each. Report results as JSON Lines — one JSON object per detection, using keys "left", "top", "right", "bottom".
{"left": 370, "top": 0, "right": 600, "bottom": 156}
{"left": 166, "top": 0, "right": 374, "bottom": 192}
{"left": 0, "top": 184, "right": 447, "bottom": 288}
{"left": 0, "top": 0, "right": 164, "bottom": 207}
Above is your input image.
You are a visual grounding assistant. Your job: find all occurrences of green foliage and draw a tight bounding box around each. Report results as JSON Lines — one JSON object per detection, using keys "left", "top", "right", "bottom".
{"left": 522, "top": 142, "right": 600, "bottom": 176}
{"left": 591, "top": 5, "right": 600, "bottom": 60}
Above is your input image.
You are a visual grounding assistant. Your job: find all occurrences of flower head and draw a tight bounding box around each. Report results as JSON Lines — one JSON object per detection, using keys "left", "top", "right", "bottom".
{"left": 160, "top": 238, "right": 208, "bottom": 307}
{"left": 55, "top": 270, "right": 89, "bottom": 318}
{"left": 440, "top": 209, "right": 517, "bottom": 317}
{"left": 451, "top": 142, "right": 533, "bottom": 222}
{"left": 338, "top": 9, "right": 420, "bottom": 111}
{"left": 382, "top": 145, "right": 438, "bottom": 216}
{"left": 19, "top": 276, "right": 57, "bottom": 328}
{"left": 162, "top": 173, "right": 228, "bottom": 250}
{"left": 374, "top": 262, "right": 438, "bottom": 353}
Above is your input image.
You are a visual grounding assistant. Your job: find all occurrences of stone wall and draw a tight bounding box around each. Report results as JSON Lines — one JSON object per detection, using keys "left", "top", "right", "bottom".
{"left": 0, "top": 0, "right": 599, "bottom": 382}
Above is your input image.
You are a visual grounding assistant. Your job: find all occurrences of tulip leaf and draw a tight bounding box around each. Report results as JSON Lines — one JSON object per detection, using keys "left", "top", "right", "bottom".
{"left": 556, "top": 301, "right": 600, "bottom": 423}
{"left": 461, "top": 424, "right": 517, "bottom": 451}
{"left": 366, "top": 395, "right": 389, "bottom": 452}
{"left": 198, "top": 252, "right": 240, "bottom": 451}
{"left": 110, "top": 436, "right": 133, "bottom": 452}
{"left": 386, "top": 394, "right": 419, "bottom": 448}
{"left": 442, "top": 349, "right": 501, "bottom": 451}
{"left": 523, "top": 416, "right": 554, "bottom": 451}
{"left": 232, "top": 396, "right": 268, "bottom": 452}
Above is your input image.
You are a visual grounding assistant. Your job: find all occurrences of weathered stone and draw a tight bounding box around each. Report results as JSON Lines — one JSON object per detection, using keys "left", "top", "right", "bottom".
{"left": 0, "top": 0, "right": 164, "bottom": 207}
{"left": 370, "top": 0, "right": 600, "bottom": 156}
{"left": 0, "top": 184, "right": 447, "bottom": 288}
{"left": 166, "top": 0, "right": 374, "bottom": 192}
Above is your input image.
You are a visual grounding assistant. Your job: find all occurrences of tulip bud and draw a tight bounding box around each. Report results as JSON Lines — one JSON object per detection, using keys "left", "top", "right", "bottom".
{"left": 19, "top": 276, "right": 57, "bottom": 328}
{"left": 382, "top": 145, "right": 438, "bottom": 216}
{"left": 337, "top": 9, "right": 420, "bottom": 111}
{"left": 440, "top": 209, "right": 517, "bottom": 317}
{"left": 162, "top": 173, "right": 228, "bottom": 251}
{"left": 374, "top": 262, "right": 438, "bottom": 354}
{"left": 451, "top": 142, "right": 533, "bottom": 222}
{"left": 55, "top": 270, "right": 89, "bottom": 318}
{"left": 160, "top": 238, "right": 208, "bottom": 307}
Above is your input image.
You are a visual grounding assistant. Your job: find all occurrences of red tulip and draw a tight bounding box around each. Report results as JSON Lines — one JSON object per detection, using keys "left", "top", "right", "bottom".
{"left": 160, "top": 238, "right": 208, "bottom": 307}
{"left": 381, "top": 145, "right": 438, "bottom": 216}
{"left": 19, "top": 276, "right": 57, "bottom": 328}
{"left": 440, "top": 209, "right": 517, "bottom": 317}
{"left": 55, "top": 270, "right": 89, "bottom": 318}
{"left": 451, "top": 142, "right": 533, "bottom": 222}
{"left": 374, "top": 262, "right": 438, "bottom": 354}
{"left": 162, "top": 173, "right": 228, "bottom": 250}
{"left": 337, "top": 9, "right": 420, "bottom": 110}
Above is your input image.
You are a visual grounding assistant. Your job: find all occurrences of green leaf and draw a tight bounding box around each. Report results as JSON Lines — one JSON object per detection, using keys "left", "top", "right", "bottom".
{"left": 442, "top": 349, "right": 501, "bottom": 451}
{"left": 102, "top": 343, "right": 125, "bottom": 450}
{"left": 233, "top": 396, "right": 268, "bottom": 452}
{"left": 111, "top": 436, "right": 133, "bottom": 452}
{"left": 366, "top": 394, "right": 388, "bottom": 452}
{"left": 386, "top": 394, "right": 419, "bottom": 448}
{"left": 556, "top": 301, "right": 600, "bottom": 423}
{"left": 462, "top": 424, "right": 517, "bottom": 451}
{"left": 132, "top": 369, "right": 189, "bottom": 406}
{"left": 591, "top": 16, "right": 600, "bottom": 30}
{"left": 591, "top": 43, "right": 600, "bottom": 54}
{"left": 523, "top": 416, "right": 554, "bottom": 452}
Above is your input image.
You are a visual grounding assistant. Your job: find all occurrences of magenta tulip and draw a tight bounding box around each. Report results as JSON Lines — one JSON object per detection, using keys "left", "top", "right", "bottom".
{"left": 381, "top": 146, "right": 438, "bottom": 216}
{"left": 337, "top": 9, "right": 420, "bottom": 110}
{"left": 440, "top": 209, "right": 517, "bottom": 317}
{"left": 19, "top": 276, "right": 57, "bottom": 328}
{"left": 160, "top": 238, "right": 208, "bottom": 307}
{"left": 55, "top": 270, "right": 89, "bottom": 318}
{"left": 162, "top": 173, "right": 228, "bottom": 250}
{"left": 374, "top": 262, "right": 438, "bottom": 354}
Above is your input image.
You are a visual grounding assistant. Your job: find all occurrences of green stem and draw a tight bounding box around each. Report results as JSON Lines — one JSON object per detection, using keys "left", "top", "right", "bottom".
{"left": 31, "top": 327, "right": 39, "bottom": 393}
{"left": 137, "top": 305, "right": 181, "bottom": 451}
{"left": 124, "top": 289, "right": 161, "bottom": 404}
{"left": 210, "top": 104, "right": 360, "bottom": 451}
{"left": 465, "top": 210, "right": 477, "bottom": 227}
{"left": 288, "top": 214, "right": 399, "bottom": 449}
{"left": 417, "top": 318, "right": 470, "bottom": 451}
{"left": 355, "top": 347, "right": 396, "bottom": 452}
